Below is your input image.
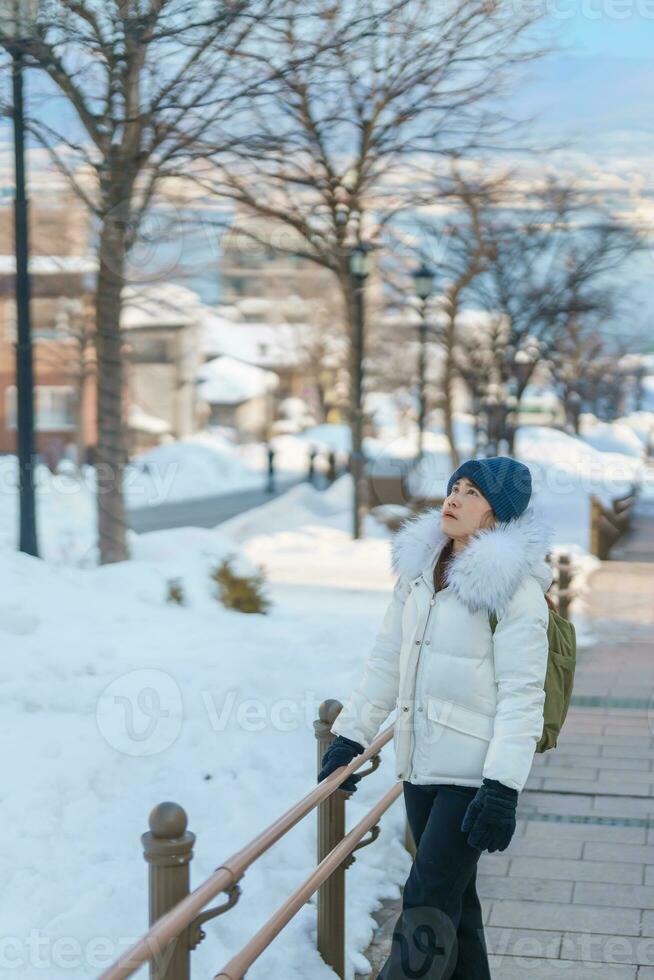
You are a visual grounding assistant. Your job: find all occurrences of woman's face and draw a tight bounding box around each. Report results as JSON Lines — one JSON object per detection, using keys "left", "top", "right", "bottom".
{"left": 440, "top": 476, "right": 497, "bottom": 541}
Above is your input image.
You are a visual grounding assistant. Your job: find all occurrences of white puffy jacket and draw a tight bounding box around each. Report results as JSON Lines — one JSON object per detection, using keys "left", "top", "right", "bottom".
{"left": 330, "top": 505, "right": 554, "bottom": 792}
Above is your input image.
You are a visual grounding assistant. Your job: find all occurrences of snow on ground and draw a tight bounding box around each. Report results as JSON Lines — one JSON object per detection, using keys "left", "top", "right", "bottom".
{"left": 1, "top": 481, "right": 409, "bottom": 980}
{"left": 2, "top": 418, "right": 654, "bottom": 978}
{"left": 0, "top": 456, "right": 99, "bottom": 566}
{"left": 622, "top": 410, "right": 654, "bottom": 446}
{"left": 579, "top": 412, "right": 650, "bottom": 458}
{"left": 218, "top": 476, "right": 392, "bottom": 591}
{"left": 127, "top": 435, "right": 266, "bottom": 506}
{"left": 128, "top": 429, "right": 345, "bottom": 507}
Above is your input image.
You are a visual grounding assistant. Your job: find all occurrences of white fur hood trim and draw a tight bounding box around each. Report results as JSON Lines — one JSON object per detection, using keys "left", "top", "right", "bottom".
{"left": 390, "top": 504, "right": 555, "bottom": 616}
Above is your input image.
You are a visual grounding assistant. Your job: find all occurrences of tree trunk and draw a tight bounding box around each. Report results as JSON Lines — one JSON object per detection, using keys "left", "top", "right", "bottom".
{"left": 95, "top": 212, "right": 129, "bottom": 563}
{"left": 314, "top": 378, "right": 328, "bottom": 424}
{"left": 442, "top": 360, "right": 460, "bottom": 470}
{"left": 340, "top": 269, "right": 364, "bottom": 539}
{"left": 441, "top": 300, "right": 460, "bottom": 470}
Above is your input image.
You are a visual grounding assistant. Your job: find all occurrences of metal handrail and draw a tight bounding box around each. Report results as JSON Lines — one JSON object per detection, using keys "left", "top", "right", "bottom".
{"left": 214, "top": 780, "right": 402, "bottom": 979}
{"left": 98, "top": 726, "right": 394, "bottom": 980}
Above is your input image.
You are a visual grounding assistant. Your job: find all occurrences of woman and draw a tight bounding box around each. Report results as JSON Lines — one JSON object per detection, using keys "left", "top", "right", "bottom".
{"left": 318, "top": 455, "right": 554, "bottom": 979}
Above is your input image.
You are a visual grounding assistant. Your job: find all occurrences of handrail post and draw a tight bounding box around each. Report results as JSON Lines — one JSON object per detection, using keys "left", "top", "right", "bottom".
{"left": 557, "top": 553, "right": 572, "bottom": 619}
{"left": 141, "top": 802, "right": 195, "bottom": 980}
{"left": 314, "top": 700, "right": 347, "bottom": 979}
{"left": 590, "top": 495, "right": 600, "bottom": 558}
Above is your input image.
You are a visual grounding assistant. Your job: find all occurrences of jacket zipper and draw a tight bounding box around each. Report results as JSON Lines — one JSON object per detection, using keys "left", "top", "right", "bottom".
{"left": 407, "top": 587, "right": 437, "bottom": 780}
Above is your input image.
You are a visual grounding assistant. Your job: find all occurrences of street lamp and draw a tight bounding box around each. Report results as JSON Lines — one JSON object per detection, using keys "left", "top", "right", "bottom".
{"left": 350, "top": 242, "right": 372, "bottom": 279}
{"left": 411, "top": 262, "right": 434, "bottom": 461}
{"left": 412, "top": 262, "right": 434, "bottom": 303}
{"left": 0, "top": 0, "right": 40, "bottom": 556}
{"left": 348, "top": 242, "right": 372, "bottom": 540}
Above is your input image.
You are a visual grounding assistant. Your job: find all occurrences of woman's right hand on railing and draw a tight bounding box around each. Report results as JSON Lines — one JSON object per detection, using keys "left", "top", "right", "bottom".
{"left": 318, "top": 735, "right": 365, "bottom": 793}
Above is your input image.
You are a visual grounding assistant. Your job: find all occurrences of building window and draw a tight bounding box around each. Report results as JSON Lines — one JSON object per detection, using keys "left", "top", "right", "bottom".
{"left": 3, "top": 297, "right": 82, "bottom": 341}
{"left": 37, "top": 297, "right": 83, "bottom": 340}
{"left": 5, "top": 384, "right": 76, "bottom": 431}
{"left": 127, "top": 336, "right": 172, "bottom": 363}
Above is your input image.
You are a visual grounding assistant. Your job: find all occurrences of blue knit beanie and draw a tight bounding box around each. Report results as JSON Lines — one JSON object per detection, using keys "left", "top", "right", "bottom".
{"left": 446, "top": 456, "right": 532, "bottom": 522}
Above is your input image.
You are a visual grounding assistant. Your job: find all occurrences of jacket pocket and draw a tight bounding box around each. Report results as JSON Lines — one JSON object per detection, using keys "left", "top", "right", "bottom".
{"left": 426, "top": 695, "right": 494, "bottom": 742}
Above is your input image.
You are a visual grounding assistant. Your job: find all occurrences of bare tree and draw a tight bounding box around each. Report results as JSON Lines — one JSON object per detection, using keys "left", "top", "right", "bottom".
{"left": 414, "top": 165, "right": 511, "bottom": 465}
{"left": 547, "top": 319, "right": 647, "bottom": 430}
{"left": 185, "top": 0, "right": 551, "bottom": 534}
{"left": 446, "top": 176, "right": 641, "bottom": 452}
{"left": 1, "top": 0, "right": 275, "bottom": 562}
{"left": 294, "top": 303, "right": 349, "bottom": 425}
{"left": 547, "top": 316, "right": 607, "bottom": 434}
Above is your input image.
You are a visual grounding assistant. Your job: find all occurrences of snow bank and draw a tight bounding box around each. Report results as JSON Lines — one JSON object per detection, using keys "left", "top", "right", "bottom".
{"left": 1, "top": 500, "right": 405, "bottom": 979}
{"left": 579, "top": 412, "right": 648, "bottom": 458}
{"left": 128, "top": 436, "right": 265, "bottom": 506}
{"left": 220, "top": 475, "right": 393, "bottom": 591}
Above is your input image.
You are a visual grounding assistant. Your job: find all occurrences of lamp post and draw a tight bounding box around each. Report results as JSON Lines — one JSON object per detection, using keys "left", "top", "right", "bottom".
{"left": 1, "top": 0, "right": 40, "bottom": 556}
{"left": 348, "top": 242, "right": 372, "bottom": 540}
{"left": 567, "top": 390, "right": 582, "bottom": 434}
{"left": 412, "top": 262, "right": 434, "bottom": 461}
{"left": 634, "top": 362, "right": 645, "bottom": 413}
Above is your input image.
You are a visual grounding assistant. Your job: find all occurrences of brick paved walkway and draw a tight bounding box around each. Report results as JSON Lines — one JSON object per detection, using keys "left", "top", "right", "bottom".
{"left": 356, "top": 502, "right": 654, "bottom": 979}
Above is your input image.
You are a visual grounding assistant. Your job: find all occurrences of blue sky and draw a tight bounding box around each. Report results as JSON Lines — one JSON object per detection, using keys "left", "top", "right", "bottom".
{"left": 513, "top": 7, "right": 653, "bottom": 149}
{"left": 559, "top": 5, "right": 654, "bottom": 57}
{"left": 495, "top": 5, "right": 654, "bottom": 344}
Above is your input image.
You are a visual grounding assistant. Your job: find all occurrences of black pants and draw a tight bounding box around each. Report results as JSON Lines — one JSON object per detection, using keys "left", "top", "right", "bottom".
{"left": 375, "top": 781, "right": 492, "bottom": 980}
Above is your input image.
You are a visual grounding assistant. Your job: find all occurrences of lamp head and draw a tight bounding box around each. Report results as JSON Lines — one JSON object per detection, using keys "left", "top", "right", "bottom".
{"left": 349, "top": 243, "right": 372, "bottom": 280}
{"left": 412, "top": 262, "right": 434, "bottom": 301}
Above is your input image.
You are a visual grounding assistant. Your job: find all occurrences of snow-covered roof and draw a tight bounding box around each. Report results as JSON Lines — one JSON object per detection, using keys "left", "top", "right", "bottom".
{"left": 121, "top": 282, "right": 206, "bottom": 329}
{"left": 119, "top": 286, "right": 306, "bottom": 368}
{"left": 127, "top": 404, "right": 172, "bottom": 434}
{"left": 199, "top": 315, "right": 305, "bottom": 368}
{"left": 196, "top": 355, "right": 279, "bottom": 405}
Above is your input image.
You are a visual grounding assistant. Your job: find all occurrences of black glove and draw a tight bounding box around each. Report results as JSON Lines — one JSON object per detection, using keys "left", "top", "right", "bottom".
{"left": 461, "top": 777, "right": 518, "bottom": 852}
{"left": 318, "top": 735, "right": 365, "bottom": 793}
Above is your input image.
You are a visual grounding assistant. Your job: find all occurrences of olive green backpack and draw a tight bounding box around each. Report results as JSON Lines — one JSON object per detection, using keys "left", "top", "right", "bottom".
{"left": 489, "top": 601, "right": 576, "bottom": 753}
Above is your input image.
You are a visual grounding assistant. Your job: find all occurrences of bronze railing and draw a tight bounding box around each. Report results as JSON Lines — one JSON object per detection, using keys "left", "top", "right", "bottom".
{"left": 97, "top": 710, "right": 399, "bottom": 980}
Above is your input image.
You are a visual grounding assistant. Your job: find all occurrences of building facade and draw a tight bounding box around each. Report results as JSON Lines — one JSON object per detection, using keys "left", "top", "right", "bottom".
{"left": 0, "top": 194, "right": 96, "bottom": 465}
